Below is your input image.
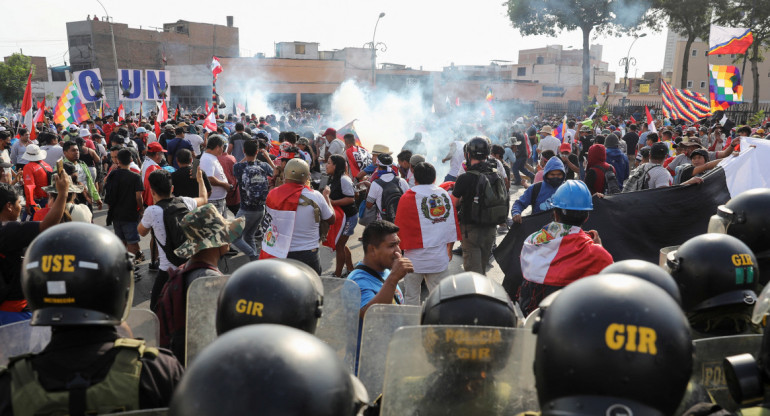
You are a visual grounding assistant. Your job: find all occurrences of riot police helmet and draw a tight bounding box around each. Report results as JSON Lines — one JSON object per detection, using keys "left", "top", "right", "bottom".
{"left": 216, "top": 259, "right": 323, "bottom": 335}
{"left": 22, "top": 222, "right": 134, "bottom": 326}
{"left": 709, "top": 188, "right": 770, "bottom": 257}
{"left": 421, "top": 272, "right": 518, "bottom": 328}
{"left": 601, "top": 260, "right": 682, "bottom": 304}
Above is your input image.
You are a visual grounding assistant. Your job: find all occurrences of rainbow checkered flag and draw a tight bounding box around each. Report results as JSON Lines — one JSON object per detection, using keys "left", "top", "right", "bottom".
{"left": 709, "top": 64, "right": 743, "bottom": 112}
{"left": 54, "top": 81, "right": 89, "bottom": 127}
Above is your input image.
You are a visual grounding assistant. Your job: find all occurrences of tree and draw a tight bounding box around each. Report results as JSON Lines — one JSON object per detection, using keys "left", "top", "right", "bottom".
{"left": 714, "top": 0, "right": 770, "bottom": 112}
{"left": 645, "top": 0, "right": 712, "bottom": 89}
{"left": 505, "top": 0, "right": 650, "bottom": 104}
{"left": 0, "top": 53, "right": 33, "bottom": 107}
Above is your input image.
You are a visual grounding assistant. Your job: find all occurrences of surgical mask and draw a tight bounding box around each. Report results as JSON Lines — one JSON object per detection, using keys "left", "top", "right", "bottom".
{"left": 545, "top": 176, "right": 564, "bottom": 189}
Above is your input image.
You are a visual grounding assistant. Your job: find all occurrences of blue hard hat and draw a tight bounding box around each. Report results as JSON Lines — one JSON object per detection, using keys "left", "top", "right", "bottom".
{"left": 551, "top": 180, "right": 593, "bottom": 211}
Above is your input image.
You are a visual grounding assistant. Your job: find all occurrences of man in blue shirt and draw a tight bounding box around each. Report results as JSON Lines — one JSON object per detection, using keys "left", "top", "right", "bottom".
{"left": 348, "top": 220, "right": 413, "bottom": 318}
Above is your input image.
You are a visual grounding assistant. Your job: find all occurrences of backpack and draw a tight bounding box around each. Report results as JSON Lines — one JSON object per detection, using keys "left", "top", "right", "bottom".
{"left": 673, "top": 163, "right": 695, "bottom": 185}
{"left": 154, "top": 197, "right": 191, "bottom": 267}
{"left": 593, "top": 165, "right": 621, "bottom": 195}
{"left": 374, "top": 177, "right": 404, "bottom": 222}
{"left": 154, "top": 261, "right": 219, "bottom": 358}
{"left": 622, "top": 164, "right": 658, "bottom": 193}
{"left": 35, "top": 162, "right": 53, "bottom": 185}
{"left": 467, "top": 168, "right": 509, "bottom": 225}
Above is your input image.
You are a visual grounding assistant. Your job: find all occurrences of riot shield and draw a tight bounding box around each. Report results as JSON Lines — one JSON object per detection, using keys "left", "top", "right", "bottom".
{"left": 690, "top": 334, "right": 762, "bottom": 412}
{"left": 523, "top": 308, "right": 540, "bottom": 330}
{"left": 315, "top": 277, "right": 361, "bottom": 373}
{"left": 380, "top": 326, "right": 540, "bottom": 416}
{"left": 125, "top": 308, "right": 160, "bottom": 348}
{"left": 106, "top": 410, "right": 167, "bottom": 415}
{"left": 185, "top": 275, "right": 229, "bottom": 366}
{"left": 0, "top": 320, "right": 51, "bottom": 366}
{"left": 357, "top": 304, "right": 421, "bottom": 399}
{"left": 513, "top": 302, "right": 525, "bottom": 328}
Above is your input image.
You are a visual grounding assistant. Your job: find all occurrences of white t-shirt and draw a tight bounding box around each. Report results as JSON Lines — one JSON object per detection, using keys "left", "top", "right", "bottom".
{"left": 405, "top": 245, "right": 450, "bottom": 274}
{"left": 448, "top": 141, "right": 465, "bottom": 177}
{"left": 200, "top": 152, "right": 228, "bottom": 200}
{"left": 565, "top": 128, "right": 576, "bottom": 144}
{"left": 641, "top": 163, "right": 673, "bottom": 188}
{"left": 41, "top": 145, "right": 63, "bottom": 168}
{"left": 140, "top": 196, "right": 198, "bottom": 272}
{"left": 290, "top": 188, "right": 334, "bottom": 251}
{"left": 140, "top": 158, "right": 159, "bottom": 185}
{"left": 339, "top": 175, "right": 356, "bottom": 197}
{"left": 538, "top": 135, "right": 561, "bottom": 155}
{"left": 0, "top": 149, "right": 9, "bottom": 164}
{"left": 185, "top": 133, "right": 204, "bottom": 156}
{"left": 147, "top": 132, "right": 158, "bottom": 145}
{"left": 326, "top": 139, "right": 345, "bottom": 158}
{"left": 366, "top": 173, "right": 410, "bottom": 214}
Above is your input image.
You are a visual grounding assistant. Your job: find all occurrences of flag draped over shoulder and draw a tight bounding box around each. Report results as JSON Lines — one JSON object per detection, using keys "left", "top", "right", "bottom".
{"left": 345, "top": 145, "right": 372, "bottom": 178}
{"left": 660, "top": 79, "right": 711, "bottom": 123}
{"left": 53, "top": 81, "right": 89, "bottom": 128}
{"left": 494, "top": 169, "right": 732, "bottom": 299}
{"left": 709, "top": 25, "right": 753, "bottom": 55}
{"left": 337, "top": 120, "right": 362, "bottom": 146}
{"left": 709, "top": 65, "right": 743, "bottom": 112}
{"left": 260, "top": 183, "right": 306, "bottom": 259}
{"left": 394, "top": 185, "right": 460, "bottom": 250}
{"left": 323, "top": 206, "right": 346, "bottom": 252}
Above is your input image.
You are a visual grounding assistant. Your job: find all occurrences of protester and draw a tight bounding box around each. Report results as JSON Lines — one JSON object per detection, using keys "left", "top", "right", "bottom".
{"left": 394, "top": 162, "right": 459, "bottom": 305}
{"left": 365, "top": 154, "right": 409, "bottom": 222}
{"left": 217, "top": 144, "right": 240, "bottom": 216}
{"left": 583, "top": 144, "right": 617, "bottom": 195}
{"left": 511, "top": 157, "right": 566, "bottom": 223}
{"left": 171, "top": 148, "right": 211, "bottom": 198}
{"left": 326, "top": 154, "right": 358, "bottom": 277}
{"left": 231, "top": 140, "right": 274, "bottom": 261}
{"left": 320, "top": 127, "right": 344, "bottom": 162}
{"left": 227, "top": 122, "right": 252, "bottom": 162}
{"left": 20, "top": 144, "right": 51, "bottom": 221}
{"left": 10, "top": 128, "right": 31, "bottom": 170}
{"left": 104, "top": 148, "right": 145, "bottom": 271}
{"left": 0, "top": 131, "right": 12, "bottom": 165}
{"left": 38, "top": 131, "right": 63, "bottom": 168}
{"left": 61, "top": 140, "right": 101, "bottom": 211}
{"left": 604, "top": 134, "right": 630, "bottom": 189}
{"left": 166, "top": 126, "right": 194, "bottom": 169}
{"left": 558, "top": 142, "right": 579, "bottom": 181}
{"left": 141, "top": 142, "right": 166, "bottom": 207}
{"left": 199, "top": 135, "right": 232, "bottom": 216}
{"left": 537, "top": 125, "right": 561, "bottom": 155}
{"left": 441, "top": 137, "right": 466, "bottom": 182}
{"left": 510, "top": 133, "right": 534, "bottom": 186}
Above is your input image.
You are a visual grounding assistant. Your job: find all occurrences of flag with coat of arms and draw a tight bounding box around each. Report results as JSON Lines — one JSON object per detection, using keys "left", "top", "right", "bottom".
{"left": 394, "top": 184, "right": 460, "bottom": 250}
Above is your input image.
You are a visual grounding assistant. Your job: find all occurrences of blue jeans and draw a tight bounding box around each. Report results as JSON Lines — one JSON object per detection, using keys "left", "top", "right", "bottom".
{"left": 232, "top": 207, "right": 265, "bottom": 259}
{"left": 444, "top": 174, "right": 457, "bottom": 182}
{"left": 22, "top": 197, "right": 47, "bottom": 222}
{"left": 512, "top": 157, "right": 533, "bottom": 185}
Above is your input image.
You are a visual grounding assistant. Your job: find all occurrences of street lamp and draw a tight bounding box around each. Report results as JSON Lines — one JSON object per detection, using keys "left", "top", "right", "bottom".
{"left": 364, "top": 12, "right": 387, "bottom": 86}
{"left": 96, "top": 0, "right": 119, "bottom": 109}
{"left": 619, "top": 33, "right": 646, "bottom": 92}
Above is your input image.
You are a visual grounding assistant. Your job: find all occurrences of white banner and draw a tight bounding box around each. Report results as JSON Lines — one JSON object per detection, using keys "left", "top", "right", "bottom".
{"left": 118, "top": 69, "right": 143, "bottom": 101}
{"left": 73, "top": 69, "right": 104, "bottom": 103}
{"left": 145, "top": 70, "right": 170, "bottom": 101}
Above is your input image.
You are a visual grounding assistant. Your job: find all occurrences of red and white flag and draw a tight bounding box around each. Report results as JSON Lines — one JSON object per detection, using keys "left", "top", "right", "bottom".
{"left": 203, "top": 105, "right": 217, "bottom": 132}
{"left": 323, "top": 206, "right": 346, "bottom": 252}
{"left": 29, "top": 102, "right": 45, "bottom": 142}
{"left": 154, "top": 100, "right": 169, "bottom": 137}
{"left": 260, "top": 183, "right": 308, "bottom": 259}
{"left": 394, "top": 185, "right": 460, "bottom": 250}
{"left": 211, "top": 56, "right": 223, "bottom": 80}
{"left": 629, "top": 115, "right": 637, "bottom": 125}
{"left": 117, "top": 103, "right": 125, "bottom": 122}
{"left": 345, "top": 145, "right": 372, "bottom": 178}
{"left": 520, "top": 222, "right": 613, "bottom": 286}
{"left": 646, "top": 106, "right": 657, "bottom": 133}
{"left": 21, "top": 72, "right": 33, "bottom": 129}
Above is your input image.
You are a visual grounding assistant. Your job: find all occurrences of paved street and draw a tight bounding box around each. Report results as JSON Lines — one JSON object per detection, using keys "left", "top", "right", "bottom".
{"left": 93, "top": 186, "right": 527, "bottom": 308}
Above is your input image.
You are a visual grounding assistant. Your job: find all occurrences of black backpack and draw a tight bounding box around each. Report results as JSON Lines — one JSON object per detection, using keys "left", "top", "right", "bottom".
{"left": 594, "top": 165, "right": 621, "bottom": 195}
{"left": 35, "top": 162, "right": 53, "bottom": 185}
{"left": 374, "top": 177, "right": 404, "bottom": 223}
{"left": 622, "top": 164, "right": 659, "bottom": 193}
{"left": 467, "top": 168, "right": 509, "bottom": 225}
{"left": 155, "top": 197, "right": 191, "bottom": 267}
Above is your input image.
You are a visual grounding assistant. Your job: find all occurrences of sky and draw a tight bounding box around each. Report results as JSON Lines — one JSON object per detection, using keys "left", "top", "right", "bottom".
{"left": 1, "top": 0, "right": 667, "bottom": 82}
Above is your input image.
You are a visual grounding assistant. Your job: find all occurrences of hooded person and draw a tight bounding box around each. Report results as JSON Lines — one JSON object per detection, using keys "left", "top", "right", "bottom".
{"left": 583, "top": 144, "right": 617, "bottom": 195}
{"left": 511, "top": 157, "right": 565, "bottom": 224}
{"left": 604, "top": 134, "right": 630, "bottom": 189}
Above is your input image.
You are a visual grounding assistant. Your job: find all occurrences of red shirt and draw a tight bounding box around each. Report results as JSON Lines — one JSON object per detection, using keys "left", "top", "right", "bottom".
{"left": 22, "top": 161, "right": 52, "bottom": 204}
{"left": 143, "top": 164, "right": 161, "bottom": 206}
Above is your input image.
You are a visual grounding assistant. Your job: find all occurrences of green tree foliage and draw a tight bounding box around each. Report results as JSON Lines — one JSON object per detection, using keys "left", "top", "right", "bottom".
{"left": 645, "top": 0, "right": 712, "bottom": 90}
{"left": 0, "top": 53, "right": 33, "bottom": 107}
{"left": 505, "top": 0, "right": 650, "bottom": 104}
{"left": 714, "top": 0, "right": 770, "bottom": 112}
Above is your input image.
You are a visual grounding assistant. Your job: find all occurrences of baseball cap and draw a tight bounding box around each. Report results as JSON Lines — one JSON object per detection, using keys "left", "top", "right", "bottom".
{"left": 136, "top": 127, "right": 147, "bottom": 134}
{"left": 559, "top": 142, "right": 571, "bottom": 153}
{"left": 651, "top": 142, "right": 669, "bottom": 159}
{"left": 322, "top": 127, "right": 336, "bottom": 137}
{"left": 147, "top": 142, "right": 167, "bottom": 153}
{"left": 690, "top": 149, "right": 709, "bottom": 161}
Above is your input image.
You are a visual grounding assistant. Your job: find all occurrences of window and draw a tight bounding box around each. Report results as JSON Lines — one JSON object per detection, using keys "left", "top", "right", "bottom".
{"left": 687, "top": 80, "right": 693, "bottom": 88}
{"left": 51, "top": 71, "right": 67, "bottom": 82}
{"left": 295, "top": 44, "right": 306, "bottom": 55}
{"left": 536, "top": 56, "right": 544, "bottom": 65}
{"left": 691, "top": 49, "right": 698, "bottom": 57}
{"left": 517, "top": 67, "right": 526, "bottom": 76}
{"left": 700, "top": 81, "right": 706, "bottom": 88}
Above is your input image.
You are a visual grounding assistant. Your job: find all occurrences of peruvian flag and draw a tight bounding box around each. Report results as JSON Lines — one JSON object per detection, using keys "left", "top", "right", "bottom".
{"left": 117, "top": 103, "right": 125, "bottom": 122}
{"left": 394, "top": 185, "right": 460, "bottom": 251}
{"left": 203, "top": 105, "right": 217, "bottom": 132}
{"left": 21, "top": 71, "right": 33, "bottom": 129}
{"left": 520, "top": 223, "right": 613, "bottom": 287}
{"left": 30, "top": 102, "right": 45, "bottom": 141}
{"left": 345, "top": 145, "right": 372, "bottom": 178}
{"left": 260, "top": 183, "right": 309, "bottom": 259}
{"left": 629, "top": 115, "right": 637, "bottom": 125}
{"left": 646, "top": 106, "right": 657, "bottom": 133}
{"left": 323, "top": 206, "right": 346, "bottom": 251}
{"left": 211, "top": 56, "right": 223, "bottom": 81}
{"left": 154, "top": 100, "right": 169, "bottom": 137}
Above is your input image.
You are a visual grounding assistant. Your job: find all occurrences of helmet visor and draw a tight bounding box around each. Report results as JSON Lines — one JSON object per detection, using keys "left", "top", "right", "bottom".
{"left": 752, "top": 283, "right": 770, "bottom": 324}
{"left": 707, "top": 205, "right": 734, "bottom": 234}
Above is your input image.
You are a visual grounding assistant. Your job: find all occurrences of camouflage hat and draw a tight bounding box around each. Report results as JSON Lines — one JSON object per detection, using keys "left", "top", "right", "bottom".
{"left": 174, "top": 204, "right": 245, "bottom": 259}
{"left": 580, "top": 125, "right": 592, "bottom": 132}
{"left": 42, "top": 182, "right": 84, "bottom": 195}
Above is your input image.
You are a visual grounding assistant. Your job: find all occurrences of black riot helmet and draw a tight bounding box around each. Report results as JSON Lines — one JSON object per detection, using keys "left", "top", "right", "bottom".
{"left": 667, "top": 233, "right": 759, "bottom": 314}
{"left": 466, "top": 137, "right": 491, "bottom": 160}
{"left": 169, "top": 324, "right": 367, "bottom": 416}
{"left": 709, "top": 188, "right": 770, "bottom": 258}
{"left": 215, "top": 259, "right": 323, "bottom": 335}
{"left": 534, "top": 275, "right": 693, "bottom": 416}
{"left": 601, "top": 260, "right": 682, "bottom": 304}
{"left": 421, "top": 272, "right": 518, "bottom": 328}
{"left": 22, "top": 222, "right": 134, "bottom": 326}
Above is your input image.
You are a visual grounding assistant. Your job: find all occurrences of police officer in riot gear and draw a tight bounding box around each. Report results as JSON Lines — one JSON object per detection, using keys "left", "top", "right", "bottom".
{"left": 169, "top": 324, "right": 368, "bottom": 416}
{"left": 709, "top": 188, "right": 770, "bottom": 281}
{"left": 531, "top": 274, "right": 693, "bottom": 416}
{"left": 215, "top": 258, "right": 324, "bottom": 335}
{"left": 600, "top": 259, "right": 682, "bottom": 304}
{"left": 667, "top": 233, "right": 760, "bottom": 338}
{"left": 0, "top": 222, "right": 183, "bottom": 415}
